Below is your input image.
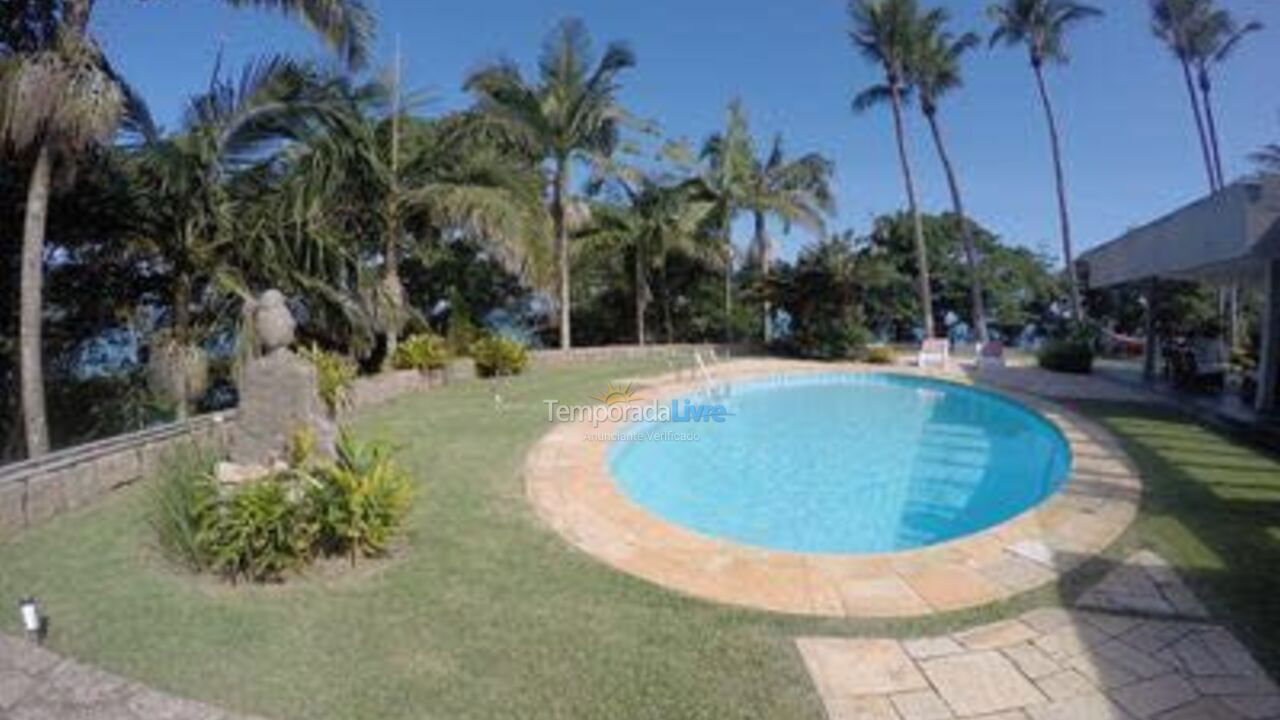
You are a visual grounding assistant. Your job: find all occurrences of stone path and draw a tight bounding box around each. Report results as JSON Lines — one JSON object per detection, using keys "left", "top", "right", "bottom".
{"left": 0, "top": 632, "right": 263, "bottom": 720}
{"left": 797, "top": 552, "right": 1279, "bottom": 719}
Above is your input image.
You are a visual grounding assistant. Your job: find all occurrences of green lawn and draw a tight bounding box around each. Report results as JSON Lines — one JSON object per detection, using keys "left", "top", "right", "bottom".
{"left": 1, "top": 361, "right": 1278, "bottom": 719}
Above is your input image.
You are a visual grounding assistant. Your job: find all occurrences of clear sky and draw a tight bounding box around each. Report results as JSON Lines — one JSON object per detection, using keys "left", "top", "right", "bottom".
{"left": 92, "top": 0, "right": 1279, "bottom": 265}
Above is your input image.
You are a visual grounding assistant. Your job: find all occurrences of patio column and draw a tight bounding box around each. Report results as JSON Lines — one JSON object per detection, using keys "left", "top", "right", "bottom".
{"left": 1259, "top": 259, "right": 1280, "bottom": 414}
{"left": 1143, "top": 277, "right": 1159, "bottom": 382}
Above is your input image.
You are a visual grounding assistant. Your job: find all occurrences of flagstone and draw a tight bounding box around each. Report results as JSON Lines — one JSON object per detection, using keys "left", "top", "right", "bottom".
{"left": 797, "top": 638, "right": 927, "bottom": 697}
{"left": 920, "top": 651, "right": 1046, "bottom": 717}
{"left": 1025, "top": 693, "right": 1134, "bottom": 720}
{"left": 891, "top": 689, "right": 954, "bottom": 720}
{"left": 1109, "top": 675, "right": 1200, "bottom": 719}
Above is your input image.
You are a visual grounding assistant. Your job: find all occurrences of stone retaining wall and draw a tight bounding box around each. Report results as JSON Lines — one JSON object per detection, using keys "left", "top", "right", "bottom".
{"left": 0, "top": 343, "right": 750, "bottom": 541}
{"left": 0, "top": 413, "right": 235, "bottom": 540}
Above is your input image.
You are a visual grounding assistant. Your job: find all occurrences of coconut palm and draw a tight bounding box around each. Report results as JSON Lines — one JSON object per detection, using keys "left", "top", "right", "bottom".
{"left": 698, "top": 100, "right": 756, "bottom": 341}
{"left": 282, "top": 83, "right": 550, "bottom": 361}
{"left": 1151, "top": 0, "right": 1218, "bottom": 192}
{"left": 464, "top": 18, "right": 636, "bottom": 350}
{"left": 908, "top": 15, "right": 991, "bottom": 343}
{"left": 128, "top": 57, "right": 329, "bottom": 416}
{"left": 0, "top": 0, "right": 371, "bottom": 456}
{"left": 742, "top": 135, "right": 835, "bottom": 343}
{"left": 849, "top": 0, "right": 937, "bottom": 339}
{"left": 1185, "top": 4, "right": 1262, "bottom": 189}
{"left": 579, "top": 177, "right": 712, "bottom": 345}
{"left": 1254, "top": 141, "right": 1280, "bottom": 173}
{"left": 989, "top": 0, "right": 1102, "bottom": 323}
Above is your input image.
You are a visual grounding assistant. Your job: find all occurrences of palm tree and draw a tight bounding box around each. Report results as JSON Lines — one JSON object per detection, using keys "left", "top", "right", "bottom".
{"left": 989, "top": 0, "right": 1102, "bottom": 323}
{"left": 1185, "top": 4, "right": 1262, "bottom": 189}
{"left": 1254, "top": 138, "right": 1280, "bottom": 173}
{"left": 698, "top": 100, "right": 756, "bottom": 342}
{"left": 1151, "top": 0, "right": 1219, "bottom": 192}
{"left": 465, "top": 19, "right": 636, "bottom": 350}
{"left": 742, "top": 135, "right": 835, "bottom": 343}
{"left": 129, "top": 57, "right": 328, "bottom": 416}
{"left": 909, "top": 15, "right": 991, "bottom": 343}
{"left": 849, "top": 0, "right": 937, "bottom": 339}
{"left": 0, "top": 0, "right": 371, "bottom": 456}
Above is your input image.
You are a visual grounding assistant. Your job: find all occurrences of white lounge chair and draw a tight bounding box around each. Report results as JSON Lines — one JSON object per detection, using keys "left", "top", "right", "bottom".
{"left": 917, "top": 338, "right": 950, "bottom": 369}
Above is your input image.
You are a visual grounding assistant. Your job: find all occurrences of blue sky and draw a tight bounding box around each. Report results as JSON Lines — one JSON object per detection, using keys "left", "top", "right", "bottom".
{"left": 93, "top": 0, "right": 1279, "bottom": 265}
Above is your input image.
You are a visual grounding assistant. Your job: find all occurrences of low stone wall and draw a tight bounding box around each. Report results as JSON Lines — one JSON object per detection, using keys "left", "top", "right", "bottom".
{"left": 0, "top": 412, "right": 235, "bottom": 540}
{"left": 0, "top": 343, "right": 751, "bottom": 540}
{"left": 531, "top": 343, "right": 753, "bottom": 367}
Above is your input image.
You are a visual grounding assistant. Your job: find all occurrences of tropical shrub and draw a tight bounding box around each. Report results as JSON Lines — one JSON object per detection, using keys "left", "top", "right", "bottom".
{"left": 300, "top": 345, "right": 357, "bottom": 416}
{"left": 148, "top": 446, "right": 220, "bottom": 571}
{"left": 863, "top": 346, "right": 896, "bottom": 365}
{"left": 392, "top": 333, "right": 451, "bottom": 372}
{"left": 147, "top": 432, "right": 412, "bottom": 583}
{"left": 308, "top": 432, "right": 412, "bottom": 563}
{"left": 470, "top": 335, "right": 531, "bottom": 377}
{"left": 203, "top": 475, "right": 317, "bottom": 583}
{"left": 1038, "top": 340, "right": 1094, "bottom": 374}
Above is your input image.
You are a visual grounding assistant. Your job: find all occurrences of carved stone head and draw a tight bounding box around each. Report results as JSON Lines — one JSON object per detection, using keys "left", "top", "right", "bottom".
{"left": 255, "top": 289, "right": 296, "bottom": 353}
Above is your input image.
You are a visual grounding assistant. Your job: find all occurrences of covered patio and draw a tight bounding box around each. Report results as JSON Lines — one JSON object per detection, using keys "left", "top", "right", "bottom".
{"left": 1080, "top": 175, "right": 1280, "bottom": 415}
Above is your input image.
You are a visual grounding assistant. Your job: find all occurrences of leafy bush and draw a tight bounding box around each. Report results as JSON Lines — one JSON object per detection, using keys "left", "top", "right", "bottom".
{"left": 790, "top": 317, "right": 871, "bottom": 360}
{"left": 392, "top": 333, "right": 451, "bottom": 373}
{"left": 1038, "top": 339, "right": 1095, "bottom": 374}
{"left": 309, "top": 432, "right": 412, "bottom": 563}
{"left": 300, "top": 344, "right": 356, "bottom": 416}
{"left": 470, "top": 334, "right": 531, "bottom": 377}
{"left": 148, "top": 446, "right": 220, "bottom": 571}
{"left": 203, "top": 475, "right": 316, "bottom": 583}
{"left": 863, "top": 346, "right": 896, "bottom": 365}
{"left": 147, "top": 432, "right": 412, "bottom": 584}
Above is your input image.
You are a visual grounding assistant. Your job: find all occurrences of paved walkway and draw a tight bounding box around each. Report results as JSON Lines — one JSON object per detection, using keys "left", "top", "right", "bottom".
{"left": 797, "top": 551, "right": 1280, "bottom": 720}
{"left": 0, "top": 632, "right": 262, "bottom": 720}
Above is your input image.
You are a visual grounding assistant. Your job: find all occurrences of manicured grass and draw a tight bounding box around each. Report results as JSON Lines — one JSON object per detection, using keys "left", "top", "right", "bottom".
{"left": 1, "top": 362, "right": 1277, "bottom": 718}
{"left": 1070, "top": 401, "right": 1280, "bottom": 675}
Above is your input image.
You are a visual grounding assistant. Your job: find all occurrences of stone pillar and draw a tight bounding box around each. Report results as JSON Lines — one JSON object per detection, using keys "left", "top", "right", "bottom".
{"left": 1257, "top": 260, "right": 1280, "bottom": 414}
{"left": 1144, "top": 277, "right": 1159, "bottom": 383}
{"left": 230, "top": 290, "right": 337, "bottom": 464}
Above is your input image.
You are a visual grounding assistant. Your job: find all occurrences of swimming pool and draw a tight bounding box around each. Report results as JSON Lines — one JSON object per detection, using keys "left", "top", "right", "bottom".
{"left": 608, "top": 373, "right": 1071, "bottom": 553}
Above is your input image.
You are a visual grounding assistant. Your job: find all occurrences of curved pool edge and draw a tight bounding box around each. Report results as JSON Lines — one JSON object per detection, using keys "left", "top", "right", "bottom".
{"left": 524, "top": 360, "right": 1142, "bottom": 618}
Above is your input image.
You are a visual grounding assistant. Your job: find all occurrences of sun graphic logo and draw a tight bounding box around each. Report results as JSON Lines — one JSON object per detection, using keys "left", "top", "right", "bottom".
{"left": 592, "top": 382, "right": 640, "bottom": 406}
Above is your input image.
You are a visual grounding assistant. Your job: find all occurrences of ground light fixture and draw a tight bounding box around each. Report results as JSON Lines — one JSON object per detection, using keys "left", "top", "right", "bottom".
{"left": 18, "top": 596, "right": 42, "bottom": 643}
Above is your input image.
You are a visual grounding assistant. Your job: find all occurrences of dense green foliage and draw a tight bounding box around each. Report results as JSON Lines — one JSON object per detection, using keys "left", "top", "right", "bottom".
{"left": 149, "top": 432, "right": 411, "bottom": 583}
{"left": 1037, "top": 338, "right": 1095, "bottom": 373}
{"left": 300, "top": 345, "right": 357, "bottom": 416}
{"left": 470, "top": 335, "right": 532, "bottom": 377}
{"left": 391, "top": 333, "right": 451, "bottom": 373}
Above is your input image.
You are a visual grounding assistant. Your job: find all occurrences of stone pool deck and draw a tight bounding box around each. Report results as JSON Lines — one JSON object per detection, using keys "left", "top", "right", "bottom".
{"left": 527, "top": 360, "right": 1143, "bottom": 617}
{"left": 798, "top": 551, "right": 1280, "bottom": 720}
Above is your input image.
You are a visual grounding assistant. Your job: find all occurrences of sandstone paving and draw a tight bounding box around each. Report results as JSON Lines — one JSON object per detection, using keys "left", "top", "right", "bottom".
{"left": 798, "top": 552, "right": 1280, "bottom": 720}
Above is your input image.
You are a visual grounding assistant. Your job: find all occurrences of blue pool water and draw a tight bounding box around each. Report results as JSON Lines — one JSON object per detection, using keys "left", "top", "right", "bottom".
{"left": 607, "top": 373, "right": 1071, "bottom": 553}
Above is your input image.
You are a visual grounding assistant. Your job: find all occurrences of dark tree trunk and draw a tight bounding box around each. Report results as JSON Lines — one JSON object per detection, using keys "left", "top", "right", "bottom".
{"left": 172, "top": 269, "right": 193, "bottom": 420}
{"left": 1181, "top": 59, "right": 1218, "bottom": 192}
{"left": 1033, "top": 62, "right": 1083, "bottom": 322}
{"left": 553, "top": 156, "right": 571, "bottom": 349}
{"left": 754, "top": 210, "right": 774, "bottom": 343}
{"left": 888, "top": 80, "right": 934, "bottom": 339}
{"left": 660, "top": 260, "right": 674, "bottom": 344}
{"left": 634, "top": 242, "right": 646, "bottom": 346}
{"left": 924, "top": 107, "right": 989, "bottom": 344}
{"left": 1199, "top": 71, "right": 1226, "bottom": 190}
{"left": 20, "top": 142, "right": 52, "bottom": 457}
{"left": 722, "top": 223, "right": 733, "bottom": 343}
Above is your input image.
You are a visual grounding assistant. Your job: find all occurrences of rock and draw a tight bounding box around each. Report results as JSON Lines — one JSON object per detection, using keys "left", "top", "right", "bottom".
{"left": 231, "top": 349, "right": 336, "bottom": 465}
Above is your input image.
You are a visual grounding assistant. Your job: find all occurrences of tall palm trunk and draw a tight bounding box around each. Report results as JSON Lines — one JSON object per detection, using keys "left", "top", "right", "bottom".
{"left": 1181, "top": 59, "right": 1218, "bottom": 192}
{"left": 722, "top": 223, "right": 733, "bottom": 343}
{"left": 172, "top": 269, "right": 193, "bottom": 420}
{"left": 552, "top": 155, "right": 572, "bottom": 349}
{"left": 1198, "top": 72, "right": 1226, "bottom": 190}
{"left": 754, "top": 210, "right": 774, "bottom": 343}
{"left": 634, "top": 242, "right": 647, "bottom": 346}
{"left": 888, "top": 81, "right": 935, "bottom": 339}
{"left": 660, "top": 259, "right": 674, "bottom": 344}
{"left": 924, "top": 108, "right": 989, "bottom": 344}
{"left": 1032, "top": 62, "right": 1082, "bottom": 322}
{"left": 19, "top": 142, "right": 53, "bottom": 457}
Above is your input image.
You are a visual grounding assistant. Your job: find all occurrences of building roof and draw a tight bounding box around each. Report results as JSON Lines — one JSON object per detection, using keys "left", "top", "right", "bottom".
{"left": 1079, "top": 174, "right": 1280, "bottom": 288}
